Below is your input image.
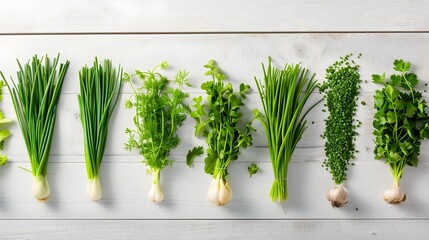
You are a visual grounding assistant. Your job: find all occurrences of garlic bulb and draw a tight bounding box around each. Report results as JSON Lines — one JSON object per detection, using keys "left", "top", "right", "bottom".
{"left": 32, "top": 175, "right": 50, "bottom": 201}
{"left": 148, "top": 168, "right": 164, "bottom": 203}
{"left": 384, "top": 183, "right": 406, "bottom": 204}
{"left": 326, "top": 185, "right": 348, "bottom": 208}
{"left": 207, "top": 176, "right": 232, "bottom": 205}
{"left": 87, "top": 176, "right": 102, "bottom": 201}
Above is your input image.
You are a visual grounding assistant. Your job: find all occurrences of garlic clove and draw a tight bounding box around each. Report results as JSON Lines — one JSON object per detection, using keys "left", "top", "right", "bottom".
{"left": 225, "top": 182, "right": 232, "bottom": 203}
{"left": 148, "top": 183, "right": 157, "bottom": 202}
{"left": 384, "top": 184, "right": 406, "bottom": 205}
{"left": 207, "top": 178, "right": 220, "bottom": 205}
{"left": 218, "top": 180, "right": 231, "bottom": 205}
{"left": 326, "top": 185, "right": 348, "bottom": 208}
{"left": 154, "top": 182, "right": 165, "bottom": 203}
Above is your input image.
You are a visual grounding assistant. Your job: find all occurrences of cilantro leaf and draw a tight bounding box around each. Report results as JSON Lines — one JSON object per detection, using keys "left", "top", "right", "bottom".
{"left": 248, "top": 163, "right": 259, "bottom": 177}
{"left": 186, "top": 146, "right": 204, "bottom": 168}
{"left": 393, "top": 59, "right": 411, "bottom": 73}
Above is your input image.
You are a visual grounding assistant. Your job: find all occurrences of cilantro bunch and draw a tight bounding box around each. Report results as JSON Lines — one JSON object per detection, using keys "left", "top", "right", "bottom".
{"left": 373, "top": 59, "right": 429, "bottom": 204}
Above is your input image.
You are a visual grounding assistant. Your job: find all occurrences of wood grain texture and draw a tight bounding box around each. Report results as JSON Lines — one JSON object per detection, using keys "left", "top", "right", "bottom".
{"left": 0, "top": 34, "right": 428, "bottom": 158}
{"left": 0, "top": 0, "right": 428, "bottom": 33}
{"left": 0, "top": 30, "right": 428, "bottom": 238}
{"left": 1, "top": 220, "right": 429, "bottom": 240}
{"left": 1, "top": 160, "right": 429, "bottom": 219}
{"left": 0, "top": 34, "right": 428, "bottom": 221}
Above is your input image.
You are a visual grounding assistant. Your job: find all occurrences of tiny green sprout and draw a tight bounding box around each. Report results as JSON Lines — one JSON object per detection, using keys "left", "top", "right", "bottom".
{"left": 248, "top": 163, "right": 259, "bottom": 177}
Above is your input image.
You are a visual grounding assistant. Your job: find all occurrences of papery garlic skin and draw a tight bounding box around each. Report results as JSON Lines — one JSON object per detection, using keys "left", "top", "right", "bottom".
{"left": 326, "top": 185, "right": 348, "bottom": 208}
{"left": 87, "top": 176, "right": 102, "bottom": 201}
{"left": 207, "top": 175, "right": 232, "bottom": 206}
{"left": 148, "top": 168, "right": 164, "bottom": 203}
{"left": 32, "top": 175, "right": 50, "bottom": 201}
{"left": 384, "top": 182, "right": 406, "bottom": 205}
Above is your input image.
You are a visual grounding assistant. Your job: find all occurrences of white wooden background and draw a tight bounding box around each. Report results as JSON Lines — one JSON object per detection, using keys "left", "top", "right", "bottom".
{"left": 0, "top": 1, "right": 429, "bottom": 239}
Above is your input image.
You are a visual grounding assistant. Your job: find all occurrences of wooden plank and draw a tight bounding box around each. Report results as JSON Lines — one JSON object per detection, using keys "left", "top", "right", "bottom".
{"left": 0, "top": 34, "right": 428, "bottom": 94}
{"left": 0, "top": 0, "right": 428, "bottom": 33}
{"left": 0, "top": 160, "right": 429, "bottom": 219}
{"left": 1, "top": 220, "right": 429, "bottom": 240}
{"left": 0, "top": 34, "right": 428, "bottom": 158}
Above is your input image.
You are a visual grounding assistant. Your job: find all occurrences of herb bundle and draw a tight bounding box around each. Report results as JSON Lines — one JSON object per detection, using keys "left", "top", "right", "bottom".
{"left": 373, "top": 59, "right": 429, "bottom": 204}
{"left": 254, "top": 58, "right": 320, "bottom": 202}
{"left": 320, "top": 54, "right": 361, "bottom": 207}
{"left": 3, "top": 54, "right": 69, "bottom": 201}
{"left": 124, "top": 62, "right": 190, "bottom": 203}
{"left": 78, "top": 58, "right": 123, "bottom": 201}
{"left": 191, "top": 60, "right": 254, "bottom": 205}
{"left": 0, "top": 80, "right": 11, "bottom": 166}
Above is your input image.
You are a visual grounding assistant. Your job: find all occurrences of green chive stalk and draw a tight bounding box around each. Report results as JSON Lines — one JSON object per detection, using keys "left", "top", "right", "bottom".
{"left": 254, "top": 58, "right": 320, "bottom": 202}
{"left": 2, "top": 54, "right": 69, "bottom": 201}
{"left": 78, "top": 58, "right": 123, "bottom": 201}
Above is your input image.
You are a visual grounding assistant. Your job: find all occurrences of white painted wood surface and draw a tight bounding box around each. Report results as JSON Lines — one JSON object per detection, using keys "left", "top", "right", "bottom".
{"left": 1, "top": 0, "right": 429, "bottom": 238}
{"left": 1, "top": 220, "right": 428, "bottom": 240}
{"left": 0, "top": 34, "right": 428, "bottom": 222}
{"left": 0, "top": 0, "right": 428, "bottom": 33}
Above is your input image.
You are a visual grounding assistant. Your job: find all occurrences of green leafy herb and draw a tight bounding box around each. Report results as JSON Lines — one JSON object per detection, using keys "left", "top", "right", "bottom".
{"left": 0, "top": 80, "right": 11, "bottom": 164}
{"left": 373, "top": 59, "right": 429, "bottom": 204}
{"left": 124, "top": 62, "right": 191, "bottom": 203}
{"left": 186, "top": 146, "right": 204, "bottom": 168}
{"left": 191, "top": 59, "right": 255, "bottom": 205}
{"left": 320, "top": 54, "right": 361, "bottom": 186}
{"left": 248, "top": 163, "right": 259, "bottom": 177}
{"left": 78, "top": 58, "right": 123, "bottom": 201}
{"left": 254, "top": 57, "right": 320, "bottom": 202}
{"left": 3, "top": 54, "right": 69, "bottom": 201}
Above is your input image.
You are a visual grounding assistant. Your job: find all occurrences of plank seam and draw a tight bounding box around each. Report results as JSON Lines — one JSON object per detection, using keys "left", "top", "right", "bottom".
{"left": 0, "top": 31, "right": 428, "bottom": 36}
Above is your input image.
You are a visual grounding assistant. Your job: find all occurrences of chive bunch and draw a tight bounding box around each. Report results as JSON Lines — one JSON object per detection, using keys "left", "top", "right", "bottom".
{"left": 254, "top": 58, "right": 320, "bottom": 202}
{"left": 78, "top": 58, "right": 123, "bottom": 201}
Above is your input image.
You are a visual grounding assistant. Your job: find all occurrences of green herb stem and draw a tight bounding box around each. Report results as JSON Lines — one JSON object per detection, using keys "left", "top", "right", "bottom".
{"left": 254, "top": 58, "right": 320, "bottom": 202}
{"left": 78, "top": 58, "right": 123, "bottom": 181}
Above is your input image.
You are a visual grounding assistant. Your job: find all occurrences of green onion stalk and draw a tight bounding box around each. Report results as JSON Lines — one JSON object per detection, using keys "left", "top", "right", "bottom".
{"left": 78, "top": 58, "right": 123, "bottom": 201}
{"left": 2, "top": 54, "right": 69, "bottom": 201}
{"left": 254, "top": 58, "right": 320, "bottom": 202}
{"left": 124, "top": 62, "right": 190, "bottom": 203}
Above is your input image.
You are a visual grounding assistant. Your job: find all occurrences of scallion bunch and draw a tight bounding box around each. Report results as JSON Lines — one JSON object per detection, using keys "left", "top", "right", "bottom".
{"left": 3, "top": 54, "right": 69, "bottom": 201}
